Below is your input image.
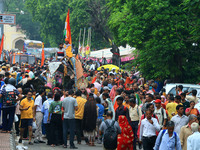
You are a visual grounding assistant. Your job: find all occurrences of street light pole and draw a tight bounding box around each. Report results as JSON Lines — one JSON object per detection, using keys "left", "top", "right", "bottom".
{"left": 0, "top": 0, "right": 4, "bottom": 39}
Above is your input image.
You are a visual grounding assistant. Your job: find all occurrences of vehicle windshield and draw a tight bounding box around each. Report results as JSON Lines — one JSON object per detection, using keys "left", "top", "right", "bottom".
{"left": 168, "top": 87, "right": 189, "bottom": 96}
{"left": 168, "top": 87, "right": 200, "bottom": 97}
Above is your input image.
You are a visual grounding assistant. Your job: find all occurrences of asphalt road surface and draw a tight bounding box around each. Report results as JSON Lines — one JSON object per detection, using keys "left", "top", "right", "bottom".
{"left": 23, "top": 141, "right": 143, "bottom": 150}
{"left": 23, "top": 141, "right": 103, "bottom": 150}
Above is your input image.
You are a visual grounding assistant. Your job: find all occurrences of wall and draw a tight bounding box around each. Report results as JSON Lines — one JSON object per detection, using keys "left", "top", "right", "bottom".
{"left": 3, "top": 24, "right": 27, "bottom": 51}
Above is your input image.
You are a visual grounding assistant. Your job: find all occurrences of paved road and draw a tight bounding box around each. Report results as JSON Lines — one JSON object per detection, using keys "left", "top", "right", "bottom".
{"left": 23, "top": 141, "right": 143, "bottom": 150}
{"left": 23, "top": 141, "right": 103, "bottom": 150}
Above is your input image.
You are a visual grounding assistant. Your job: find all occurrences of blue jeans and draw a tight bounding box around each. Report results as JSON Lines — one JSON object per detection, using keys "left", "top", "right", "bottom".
{"left": 63, "top": 119, "right": 75, "bottom": 147}
{"left": 2, "top": 106, "right": 15, "bottom": 131}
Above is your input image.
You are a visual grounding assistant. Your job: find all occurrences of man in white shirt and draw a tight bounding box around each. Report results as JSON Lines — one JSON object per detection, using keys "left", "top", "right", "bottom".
{"left": 187, "top": 122, "right": 200, "bottom": 150}
{"left": 29, "top": 68, "right": 35, "bottom": 79}
{"left": 34, "top": 89, "right": 45, "bottom": 143}
{"left": 89, "top": 61, "right": 96, "bottom": 71}
{"left": 109, "top": 68, "right": 117, "bottom": 75}
{"left": 171, "top": 105, "right": 189, "bottom": 135}
{"left": 154, "top": 99, "right": 167, "bottom": 128}
{"left": 129, "top": 98, "right": 142, "bottom": 150}
{"left": 140, "top": 109, "right": 160, "bottom": 150}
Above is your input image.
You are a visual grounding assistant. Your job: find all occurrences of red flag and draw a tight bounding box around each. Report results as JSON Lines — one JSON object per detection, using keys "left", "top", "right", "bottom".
{"left": 41, "top": 43, "right": 45, "bottom": 67}
{"left": 0, "top": 34, "right": 4, "bottom": 58}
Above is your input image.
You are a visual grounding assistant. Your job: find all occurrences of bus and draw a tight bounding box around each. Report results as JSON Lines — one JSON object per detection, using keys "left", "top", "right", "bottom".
{"left": 10, "top": 53, "right": 36, "bottom": 65}
{"left": 24, "top": 40, "right": 43, "bottom": 58}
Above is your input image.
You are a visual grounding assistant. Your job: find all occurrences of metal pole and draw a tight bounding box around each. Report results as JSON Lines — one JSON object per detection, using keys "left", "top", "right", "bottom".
{"left": 82, "top": 28, "right": 86, "bottom": 57}
{"left": 78, "top": 28, "right": 81, "bottom": 54}
{"left": 0, "top": 0, "right": 3, "bottom": 39}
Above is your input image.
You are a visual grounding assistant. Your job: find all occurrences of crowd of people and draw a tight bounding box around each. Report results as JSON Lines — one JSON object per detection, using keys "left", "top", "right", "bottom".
{"left": 0, "top": 58, "right": 200, "bottom": 150}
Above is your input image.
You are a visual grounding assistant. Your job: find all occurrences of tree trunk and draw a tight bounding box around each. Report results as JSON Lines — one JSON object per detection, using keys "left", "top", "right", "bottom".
{"left": 111, "top": 43, "right": 120, "bottom": 67}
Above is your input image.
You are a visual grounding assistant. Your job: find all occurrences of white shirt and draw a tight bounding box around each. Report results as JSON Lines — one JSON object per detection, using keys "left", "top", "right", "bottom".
{"left": 99, "top": 94, "right": 104, "bottom": 104}
{"left": 109, "top": 71, "right": 117, "bottom": 75}
{"left": 29, "top": 71, "right": 35, "bottom": 79}
{"left": 94, "top": 82, "right": 101, "bottom": 92}
{"left": 171, "top": 114, "right": 189, "bottom": 135}
{"left": 34, "top": 95, "right": 43, "bottom": 112}
{"left": 154, "top": 107, "right": 167, "bottom": 127}
{"left": 140, "top": 117, "right": 160, "bottom": 140}
{"left": 195, "top": 103, "right": 200, "bottom": 112}
{"left": 56, "top": 48, "right": 66, "bottom": 60}
{"left": 90, "top": 64, "right": 95, "bottom": 70}
{"left": 187, "top": 132, "right": 200, "bottom": 150}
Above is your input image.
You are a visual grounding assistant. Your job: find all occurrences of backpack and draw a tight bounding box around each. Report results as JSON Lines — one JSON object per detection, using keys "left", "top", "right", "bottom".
{"left": 3, "top": 89, "right": 17, "bottom": 106}
{"left": 159, "top": 130, "right": 177, "bottom": 148}
{"left": 161, "top": 108, "right": 165, "bottom": 125}
{"left": 103, "top": 121, "right": 118, "bottom": 149}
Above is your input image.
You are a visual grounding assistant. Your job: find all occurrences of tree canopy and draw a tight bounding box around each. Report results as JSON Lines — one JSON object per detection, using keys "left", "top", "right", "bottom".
{"left": 25, "top": 0, "right": 110, "bottom": 49}
{"left": 4, "top": 0, "right": 42, "bottom": 41}
{"left": 109, "top": 0, "right": 200, "bottom": 83}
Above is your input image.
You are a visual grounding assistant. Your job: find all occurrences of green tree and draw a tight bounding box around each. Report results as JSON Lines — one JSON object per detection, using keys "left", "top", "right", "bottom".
{"left": 26, "top": 0, "right": 111, "bottom": 49}
{"left": 109, "top": 0, "right": 200, "bottom": 83}
{"left": 5, "top": 0, "right": 42, "bottom": 41}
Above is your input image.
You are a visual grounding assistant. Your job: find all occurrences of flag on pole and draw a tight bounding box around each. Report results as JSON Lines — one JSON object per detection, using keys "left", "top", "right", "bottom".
{"left": 78, "top": 28, "right": 82, "bottom": 55}
{"left": 85, "top": 28, "right": 91, "bottom": 56}
{"left": 41, "top": 43, "right": 45, "bottom": 67}
{"left": 0, "top": 34, "right": 4, "bottom": 59}
{"left": 64, "top": 9, "right": 73, "bottom": 57}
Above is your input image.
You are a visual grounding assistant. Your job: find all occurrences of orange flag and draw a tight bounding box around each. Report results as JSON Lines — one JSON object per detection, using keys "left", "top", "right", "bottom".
{"left": 65, "top": 9, "right": 72, "bottom": 44}
{"left": 13, "top": 53, "right": 15, "bottom": 64}
{"left": 64, "top": 9, "right": 73, "bottom": 57}
{"left": 41, "top": 43, "right": 45, "bottom": 67}
{"left": 0, "top": 34, "right": 4, "bottom": 59}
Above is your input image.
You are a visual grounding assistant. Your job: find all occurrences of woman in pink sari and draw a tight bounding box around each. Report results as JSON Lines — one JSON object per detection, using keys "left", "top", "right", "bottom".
{"left": 109, "top": 85, "right": 117, "bottom": 102}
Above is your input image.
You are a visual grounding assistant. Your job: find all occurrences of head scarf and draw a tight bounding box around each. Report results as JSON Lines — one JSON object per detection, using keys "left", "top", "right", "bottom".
{"left": 161, "top": 95, "right": 166, "bottom": 102}
{"left": 124, "top": 77, "right": 131, "bottom": 88}
{"left": 109, "top": 85, "right": 117, "bottom": 102}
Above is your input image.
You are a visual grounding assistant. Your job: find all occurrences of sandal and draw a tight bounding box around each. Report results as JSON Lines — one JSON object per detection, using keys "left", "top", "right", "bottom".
{"left": 90, "top": 142, "right": 96, "bottom": 146}
{"left": 51, "top": 144, "right": 55, "bottom": 147}
{"left": 7, "top": 131, "right": 12, "bottom": 134}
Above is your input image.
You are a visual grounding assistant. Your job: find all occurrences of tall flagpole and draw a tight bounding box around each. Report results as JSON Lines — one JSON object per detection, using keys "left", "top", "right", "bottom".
{"left": 78, "top": 28, "right": 82, "bottom": 55}
{"left": 82, "top": 28, "right": 86, "bottom": 57}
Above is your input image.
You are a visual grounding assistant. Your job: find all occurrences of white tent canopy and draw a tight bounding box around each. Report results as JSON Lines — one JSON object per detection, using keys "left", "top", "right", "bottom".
{"left": 90, "top": 45, "right": 135, "bottom": 59}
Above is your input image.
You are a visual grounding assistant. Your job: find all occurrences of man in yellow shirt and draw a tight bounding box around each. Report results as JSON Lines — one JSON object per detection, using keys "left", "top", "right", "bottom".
{"left": 75, "top": 90, "right": 87, "bottom": 144}
{"left": 166, "top": 95, "right": 178, "bottom": 120}
{"left": 19, "top": 90, "right": 35, "bottom": 145}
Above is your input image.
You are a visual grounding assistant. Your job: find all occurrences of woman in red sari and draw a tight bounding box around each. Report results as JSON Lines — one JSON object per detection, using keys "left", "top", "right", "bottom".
{"left": 117, "top": 115, "right": 134, "bottom": 150}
